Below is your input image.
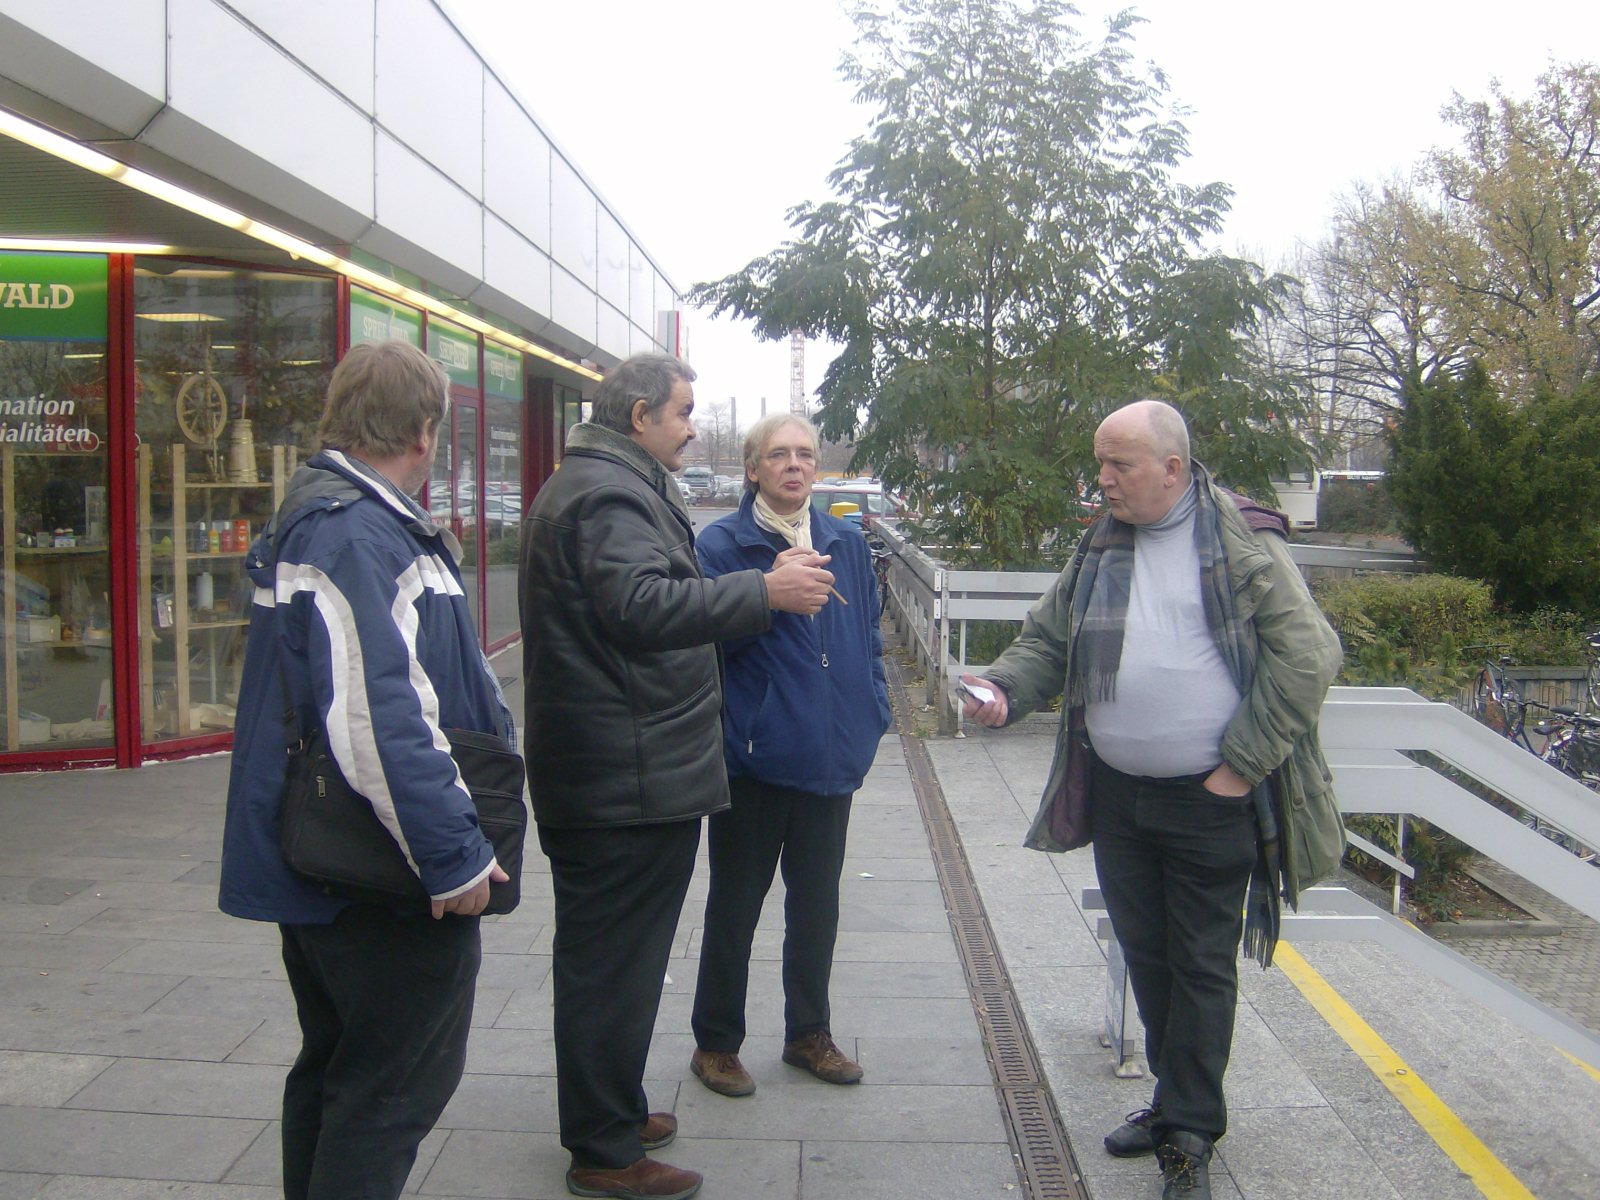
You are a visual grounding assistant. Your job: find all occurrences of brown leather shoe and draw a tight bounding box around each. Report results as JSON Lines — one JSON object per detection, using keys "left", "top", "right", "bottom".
{"left": 639, "top": 1111, "right": 676, "bottom": 1151}
{"left": 781, "top": 1031, "right": 863, "bottom": 1084}
{"left": 690, "top": 1048, "right": 755, "bottom": 1097}
{"left": 566, "top": 1157, "right": 702, "bottom": 1199}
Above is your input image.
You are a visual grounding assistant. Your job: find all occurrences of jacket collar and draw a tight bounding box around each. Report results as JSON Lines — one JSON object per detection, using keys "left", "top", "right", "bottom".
{"left": 309, "top": 449, "right": 463, "bottom": 562}
{"left": 728, "top": 490, "right": 839, "bottom": 552}
{"left": 565, "top": 422, "right": 691, "bottom": 521}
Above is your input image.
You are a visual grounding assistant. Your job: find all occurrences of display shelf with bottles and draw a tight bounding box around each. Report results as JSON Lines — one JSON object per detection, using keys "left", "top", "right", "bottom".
{"left": 1, "top": 447, "right": 116, "bottom": 751}
{"left": 137, "top": 441, "right": 291, "bottom": 739}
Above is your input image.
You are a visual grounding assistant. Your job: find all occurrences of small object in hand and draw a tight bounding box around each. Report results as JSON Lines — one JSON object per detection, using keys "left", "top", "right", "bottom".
{"left": 828, "top": 586, "right": 849, "bottom": 606}
{"left": 957, "top": 680, "right": 995, "bottom": 705}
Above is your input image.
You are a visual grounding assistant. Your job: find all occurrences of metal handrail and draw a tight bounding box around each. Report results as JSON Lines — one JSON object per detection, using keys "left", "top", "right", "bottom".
{"left": 873, "top": 524, "right": 1600, "bottom": 924}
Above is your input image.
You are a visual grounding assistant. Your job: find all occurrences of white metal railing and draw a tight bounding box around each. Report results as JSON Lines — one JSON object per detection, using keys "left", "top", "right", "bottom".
{"left": 872, "top": 519, "right": 1424, "bottom": 734}
{"left": 874, "top": 523, "right": 1600, "bottom": 924}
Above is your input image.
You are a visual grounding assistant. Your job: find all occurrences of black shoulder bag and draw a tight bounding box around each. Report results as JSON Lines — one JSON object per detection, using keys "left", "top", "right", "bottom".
{"left": 277, "top": 669, "right": 527, "bottom": 915}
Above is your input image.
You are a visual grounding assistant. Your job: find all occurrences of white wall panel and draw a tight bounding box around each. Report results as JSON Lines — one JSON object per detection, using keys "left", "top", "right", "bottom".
{"left": 595, "top": 300, "right": 630, "bottom": 364}
{"left": 550, "top": 264, "right": 596, "bottom": 350}
{"left": 375, "top": 0, "right": 482, "bottom": 199}
{"left": 629, "top": 241, "right": 654, "bottom": 333}
{"left": 165, "top": 0, "right": 373, "bottom": 216}
{"left": 373, "top": 130, "right": 482, "bottom": 282}
{"left": 549, "top": 154, "right": 596, "bottom": 287}
{"left": 484, "top": 78, "right": 551, "bottom": 252}
{"left": 0, "top": 0, "right": 165, "bottom": 101}
{"left": 482, "top": 213, "right": 551, "bottom": 324}
{"left": 227, "top": 0, "right": 376, "bottom": 113}
{"left": 596, "top": 208, "right": 631, "bottom": 315}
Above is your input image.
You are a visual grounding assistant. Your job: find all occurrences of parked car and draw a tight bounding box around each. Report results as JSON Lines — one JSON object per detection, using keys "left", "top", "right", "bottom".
{"left": 809, "top": 483, "right": 904, "bottom": 531}
{"left": 680, "top": 466, "right": 715, "bottom": 503}
{"left": 714, "top": 475, "right": 744, "bottom": 502}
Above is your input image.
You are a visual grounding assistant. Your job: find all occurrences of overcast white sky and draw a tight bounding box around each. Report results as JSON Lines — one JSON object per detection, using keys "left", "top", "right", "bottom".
{"left": 447, "top": 0, "right": 1600, "bottom": 419}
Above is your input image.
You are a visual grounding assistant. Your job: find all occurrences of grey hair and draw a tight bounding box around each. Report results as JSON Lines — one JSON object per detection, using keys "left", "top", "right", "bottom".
{"left": 742, "top": 413, "right": 819, "bottom": 493}
{"left": 589, "top": 354, "right": 697, "bottom": 434}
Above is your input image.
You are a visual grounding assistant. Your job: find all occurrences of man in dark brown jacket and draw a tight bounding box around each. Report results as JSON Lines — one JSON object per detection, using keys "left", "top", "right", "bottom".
{"left": 519, "top": 353, "right": 834, "bottom": 1200}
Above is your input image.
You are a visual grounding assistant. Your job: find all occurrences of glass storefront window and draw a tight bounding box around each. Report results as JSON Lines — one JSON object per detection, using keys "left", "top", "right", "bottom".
{"left": 0, "top": 251, "right": 113, "bottom": 752}
{"left": 133, "top": 261, "right": 335, "bottom": 743}
{"left": 484, "top": 343, "right": 523, "bottom": 649}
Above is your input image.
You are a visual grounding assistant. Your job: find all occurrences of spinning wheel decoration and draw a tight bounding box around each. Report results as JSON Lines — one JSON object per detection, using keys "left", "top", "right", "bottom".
{"left": 176, "top": 370, "right": 229, "bottom": 447}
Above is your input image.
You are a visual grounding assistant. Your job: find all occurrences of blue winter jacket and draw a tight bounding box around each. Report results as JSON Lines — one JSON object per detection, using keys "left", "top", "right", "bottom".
{"left": 697, "top": 493, "right": 892, "bottom": 796}
{"left": 218, "top": 450, "right": 514, "bottom": 925}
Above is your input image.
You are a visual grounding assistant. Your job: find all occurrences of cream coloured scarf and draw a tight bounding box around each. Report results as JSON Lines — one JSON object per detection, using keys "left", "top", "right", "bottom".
{"left": 752, "top": 491, "right": 813, "bottom": 551}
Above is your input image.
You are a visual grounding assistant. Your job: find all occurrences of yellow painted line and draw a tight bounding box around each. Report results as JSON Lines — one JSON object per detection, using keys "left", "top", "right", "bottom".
{"left": 1561, "top": 1048, "right": 1600, "bottom": 1083}
{"left": 1275, "top": 942, "right": 1536, "bottom": 1200}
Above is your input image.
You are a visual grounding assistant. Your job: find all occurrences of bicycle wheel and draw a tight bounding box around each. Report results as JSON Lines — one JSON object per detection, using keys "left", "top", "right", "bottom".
{"left": 1587, "top": 651, "right": 1600, "bottom": 713}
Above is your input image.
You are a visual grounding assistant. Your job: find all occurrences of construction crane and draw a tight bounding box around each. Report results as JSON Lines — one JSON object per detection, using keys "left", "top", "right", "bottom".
{"left": 789, "top": 329, "right": 806, "bottom": 415}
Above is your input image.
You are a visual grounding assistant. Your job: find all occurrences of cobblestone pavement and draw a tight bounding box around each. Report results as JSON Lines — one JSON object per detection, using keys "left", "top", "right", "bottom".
{"left": 1444, "top": 859, "right": 1600, "bottom": 1038}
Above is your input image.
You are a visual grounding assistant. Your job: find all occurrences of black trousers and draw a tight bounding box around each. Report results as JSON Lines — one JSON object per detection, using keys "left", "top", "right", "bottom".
{"left": 1090, "top": 758, "right": 1258, "bottom": 1144}
{"left": 279, "top": 904, "right": 481, "bottom": 1200}
{"left": 692, "top": 777, "right": 853, "bottom": 1050}
{"left": 540, "top": 819, "right": 700, "bottom": 1169}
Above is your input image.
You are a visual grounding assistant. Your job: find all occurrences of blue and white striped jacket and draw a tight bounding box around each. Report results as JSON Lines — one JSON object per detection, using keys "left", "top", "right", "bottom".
{"left": 219, "top": 450, "right": 513, "bottom": 924}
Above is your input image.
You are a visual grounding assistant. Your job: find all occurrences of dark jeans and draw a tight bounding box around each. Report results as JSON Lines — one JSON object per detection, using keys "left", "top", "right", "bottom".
{"left": 279, "top": 904, "right": 482, "bottom": 1200}
{"left": 540, "top": 819, "right": 700, "bottom": 1169}
{"left": 692, "top": 777, "right": 853, "bottom": 1050}
{"left": 1090, "top": 758, "right": 1258, "bottom": 1144}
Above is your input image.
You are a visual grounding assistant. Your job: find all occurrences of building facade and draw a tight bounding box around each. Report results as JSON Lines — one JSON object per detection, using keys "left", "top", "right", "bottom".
{"left": 0, "top": 0, "right": 680, "bottom": 768}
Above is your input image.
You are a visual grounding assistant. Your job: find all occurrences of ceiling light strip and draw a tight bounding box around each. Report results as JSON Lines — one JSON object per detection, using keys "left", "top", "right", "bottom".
{"left": 0, "top": 107, "right": 600, "bottom": 382}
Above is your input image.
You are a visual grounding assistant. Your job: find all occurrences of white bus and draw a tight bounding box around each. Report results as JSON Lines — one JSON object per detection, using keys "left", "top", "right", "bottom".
{"left": 1268, "top": 471, "right": 1320, "bottom": 531}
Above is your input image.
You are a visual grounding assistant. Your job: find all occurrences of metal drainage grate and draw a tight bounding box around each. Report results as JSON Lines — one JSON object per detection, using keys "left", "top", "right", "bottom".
{"left": 889, "top": 660, "right": 1090, "bottom": 1200}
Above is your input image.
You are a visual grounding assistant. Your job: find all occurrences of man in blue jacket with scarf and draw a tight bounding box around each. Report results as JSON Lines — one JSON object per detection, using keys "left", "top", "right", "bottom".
{"left": 688, "top": 414, "right": 892, "bottom": 1099}
{"left": 220, "top": 340, "right": 513, "bottom": 1200}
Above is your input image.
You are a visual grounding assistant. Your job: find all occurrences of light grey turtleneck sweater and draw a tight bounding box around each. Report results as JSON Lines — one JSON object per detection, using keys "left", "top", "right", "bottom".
{"left": 1084, "top": 480, "right": 1243, "bottom": 778}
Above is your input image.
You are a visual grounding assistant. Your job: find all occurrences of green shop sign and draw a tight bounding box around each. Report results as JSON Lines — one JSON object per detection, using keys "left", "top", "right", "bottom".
{"left": 484, "top": 341, "right": 522, "bottom": 398}
{"left": 0, "top": 251, "right": 108, "bottom": 342}
{"left": 427, "top": 318, "right": 479, "bottom": 389}
{"left": 349, "top": 287, "right": 422, "bottom": 347}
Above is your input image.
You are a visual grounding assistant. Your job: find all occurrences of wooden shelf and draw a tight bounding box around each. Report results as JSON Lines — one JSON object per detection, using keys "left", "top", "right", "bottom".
{"left": 137, "top": 443, "right": 289, "bottom": 741}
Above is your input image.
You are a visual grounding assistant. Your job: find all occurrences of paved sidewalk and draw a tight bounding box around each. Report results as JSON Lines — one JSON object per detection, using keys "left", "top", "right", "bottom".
{"left": 1, "top": 656, "right": 1598, "bottom": 1198}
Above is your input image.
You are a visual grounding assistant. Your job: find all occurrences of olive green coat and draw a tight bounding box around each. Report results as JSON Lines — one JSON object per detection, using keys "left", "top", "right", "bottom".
{"left": 983, "top": 479, "right": 1345, "bottom": 905}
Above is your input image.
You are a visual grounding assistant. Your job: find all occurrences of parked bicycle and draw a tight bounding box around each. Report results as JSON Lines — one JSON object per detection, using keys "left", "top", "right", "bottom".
{"left": 1470, "top": 649, "right": 1534, "bottom": 750}
{"left": 1585, "top": 627, "right": 1600, "bottom": 713}
{"left": 1467, "top": 648, "right": 1598, "bottom": 863}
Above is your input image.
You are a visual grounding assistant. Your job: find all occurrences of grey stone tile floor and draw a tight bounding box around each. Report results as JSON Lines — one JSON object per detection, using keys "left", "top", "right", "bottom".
{"left": 0, "top": 664, "right": 1597, "bottom": 1197}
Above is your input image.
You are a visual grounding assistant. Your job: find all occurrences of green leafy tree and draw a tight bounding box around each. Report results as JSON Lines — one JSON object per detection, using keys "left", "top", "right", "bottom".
{"left": 1300, "top": 61, "right": 1600, "bottom": 451}
{"left": 1389, "top": 364, "right": 1600, "bottom": 612}
{"left": 691, "top": 0, "right": 1315, "bottom": 567}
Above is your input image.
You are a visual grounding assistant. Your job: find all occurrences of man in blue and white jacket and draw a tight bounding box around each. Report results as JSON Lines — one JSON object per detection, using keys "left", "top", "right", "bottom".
{"left": 220, "top": 340, "right": 512, "bottom": 1200}
{"left": 688, "top": 414, "right": 892, "bottom": 1100}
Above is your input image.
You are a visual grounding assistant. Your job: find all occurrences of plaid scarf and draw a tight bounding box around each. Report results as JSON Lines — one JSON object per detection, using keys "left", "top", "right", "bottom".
{"left": 1070, "top": 464, "right": 1284, "bottom": 966}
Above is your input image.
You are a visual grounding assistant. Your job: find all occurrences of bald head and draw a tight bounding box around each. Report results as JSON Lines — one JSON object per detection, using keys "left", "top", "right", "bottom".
{"left": 1093, "top": 400, "right": 1192, "bottom": 525}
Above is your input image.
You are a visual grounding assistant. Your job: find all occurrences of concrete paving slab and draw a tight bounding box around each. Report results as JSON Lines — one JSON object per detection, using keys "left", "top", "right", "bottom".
{"left": 676, "top": 1079, "right": 1003, "bottom": 1145}
{"left": 143, "top": 975, "right": 296, "bottom": 1020}
{"left": 222, "top": 1121, "right": 446, "bottom": 1194}
{"left": 95, "top": 939, "right": 284, "bottom": 980}
{"left": 0, "top": 932, "right": 136, "bottom": 970}
{"left": 406, "top": 1128, "right": 569, "bottom": 1200}
{"left": 797, "top": 1139, "right": 1019, "bottom": 1200}
{"left": 0, "top": 1048, "right": 114, "bottom": 1106}
{"left": 33, "top": 1181, "right": 278, "bottom": 1199}
{"left": 0, "top": 1007, "right": 258, "bottom": 1060}
{"left": 0, "top": 1106, "right": 264, "bottom": 1180}
{"left": 0, "top": 964, "right": 184, "bottom": 1012}
{"left": 854, "top": 1034, "right": 994, "bottom": 1086}
{"left": 63, "top": 1058, "right": 288, "bottom": 1119}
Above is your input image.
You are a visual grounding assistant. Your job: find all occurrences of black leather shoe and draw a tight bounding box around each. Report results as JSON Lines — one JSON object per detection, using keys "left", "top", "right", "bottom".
{"left": 1104, "top": 1104, "right": 1161, "bottom": 1157}
{"left": 1156, "top": 1130, "right": 1213, "bottom": 1200}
